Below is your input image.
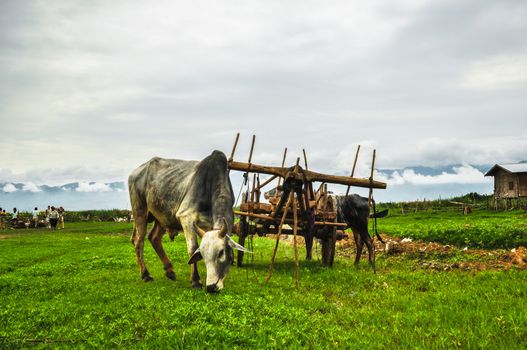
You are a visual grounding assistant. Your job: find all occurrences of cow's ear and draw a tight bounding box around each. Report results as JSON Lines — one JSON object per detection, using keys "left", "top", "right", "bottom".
{"left": 227, "top": 235, "right": 253, "bottom": 253}
{"left": 187, "top": 249, "right": 203, "bottom": 264}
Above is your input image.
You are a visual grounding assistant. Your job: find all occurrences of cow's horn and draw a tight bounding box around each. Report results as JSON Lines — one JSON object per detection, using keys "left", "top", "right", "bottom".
{"left": 193, "top": 222, "right": 206, "bottom": 238}
{"left": 218, "top": 218, "right": 228, "bottom": 238}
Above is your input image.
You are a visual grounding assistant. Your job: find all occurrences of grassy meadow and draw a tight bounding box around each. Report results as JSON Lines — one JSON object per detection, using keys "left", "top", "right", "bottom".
{"left": 377, "top": 207, "right": 527, "bottom": 249}
{"left": 0, "top": 217, "right": 526, "bottom": 349}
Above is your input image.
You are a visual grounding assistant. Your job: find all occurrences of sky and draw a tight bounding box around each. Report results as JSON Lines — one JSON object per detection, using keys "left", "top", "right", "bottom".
{"left": 1, "top": 0, "right": 526, "bottom": 206}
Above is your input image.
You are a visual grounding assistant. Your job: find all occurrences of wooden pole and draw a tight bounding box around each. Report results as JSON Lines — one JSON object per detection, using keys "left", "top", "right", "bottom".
{"left": 293, "top": 194, "right": 299, "bottom": 289}
{"left": 302, "top": 149, "right": 309, "bottom": 171}
{"left": 256, "top": 175, "right": 278, "bottom": 190}
{"left": 228, "top": 132, "right": 240, "bottom": 162}
{"left": 265, "top": 192, "right": 293, "bottom": 284}
{"left": 250, "top": 173, "right": 256, "bottom": 203}
{"left": 234, "top": 210, "right": 347, "bottom": 227}
{"left": 276, "top": 147, "right": 288, "bottom": 189}
{"left": 248, "top": 135, "right": 256, "bottom": 165}
{"left": 256, "top": 175, "right": 261, "bottom": 202}
{"left": 368, "top": 149, "right": 376, "bottom": 207}
{"left": 228, "top": 160, "right": 387, "bottom": 189}
{"left": 345, "top": 145, "right": 361, "bottom": 197}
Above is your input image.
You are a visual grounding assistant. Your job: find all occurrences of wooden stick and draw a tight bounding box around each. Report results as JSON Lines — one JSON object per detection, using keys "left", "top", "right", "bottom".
{"left": 265, "top": 192, "right": 293, "bottom": 284}
{"left": 368, "top": 149, "right": 376, "bottom": 207}
{"left": 257, "top": 175, "right": 278, "bottom": 190}
{"left": 302, "top": 149, "right": 309, "bottom": 171}
{"left": 281, "top": 148, "right": 288, "bottom": 167}
{"left": 293, "top": 193, "right": 299, "bottom": 289}
{"left": 345, "top": 145, "right": 361, "bottom": 197}
{"left": 248, "top": 134, "right": 256, "bottom": 165}
{"left": 277, "top": 147, "right": 288, "bottom": 189}
{"left": 250, "top": 173, "right": 256, "bottom": 203}
{"left": 229, "top": 132, "right": 240, "bottom": 162}
{"left": 256, "top": 175, "right": 261, "bottom": 202}
{"left": 234, "top": 210, "right": 348, "bottom": 227}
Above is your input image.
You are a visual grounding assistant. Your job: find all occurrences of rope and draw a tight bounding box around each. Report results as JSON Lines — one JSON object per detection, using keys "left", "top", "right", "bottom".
{"left": 235, "top": 173, "right": 248, "bottom": 207}
{"left": 371, "top": 199, "right": 385, "bottom": 244}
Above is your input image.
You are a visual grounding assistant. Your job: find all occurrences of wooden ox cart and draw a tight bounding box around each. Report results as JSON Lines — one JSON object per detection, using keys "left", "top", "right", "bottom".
{"left": 227, "top": 134, "right": 386, "bottom": 281}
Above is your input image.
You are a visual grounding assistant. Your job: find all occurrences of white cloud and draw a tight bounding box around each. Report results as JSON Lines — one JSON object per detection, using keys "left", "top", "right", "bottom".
{"left": 76, "top": 182, "right": 113, "bottom": 192}
{"left": 0, "top": 165, "right": 131, "bottom": 186}
{"left": 457, "top": 54, "right": 527, "bottom": 90}
{"left": 0, "top": 0, "right": 526, "bottom": 188}
{"left": 2, "top": 183, "right": 18, "bottom": 193}
{"left": 22, "top": 182, "right": 41, "bottom": 192}
{"left": 378, "top": 165, "right": 492, "bottom": 186}
{"left": 373, "top": 136, "right": 527, "bottom": 168}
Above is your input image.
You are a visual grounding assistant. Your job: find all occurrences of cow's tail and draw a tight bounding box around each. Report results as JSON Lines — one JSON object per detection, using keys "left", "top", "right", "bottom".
{"left": 371, "top": 199, "right": 385, "bottom": 244}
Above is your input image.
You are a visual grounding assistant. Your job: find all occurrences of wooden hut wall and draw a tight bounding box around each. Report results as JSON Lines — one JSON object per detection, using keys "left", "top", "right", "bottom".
{"left": 518, "top": 173, "right": 527, "bottom": 197}
{"left": 494, "top": 170, "right": 527, "bottom": 198}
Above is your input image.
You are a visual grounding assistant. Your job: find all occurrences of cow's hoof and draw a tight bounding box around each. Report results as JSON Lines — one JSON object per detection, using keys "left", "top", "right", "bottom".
{"left": 165, "top": 271, "right": 176, "bottom": 280}
{"left": 206, "top": 284, "right": 220, "bottom": 293}
{"left": 191, "top": 281, "right": 203, "bottom": 289}
{"left": 142, "top": 271, "right": 154, "bottom": 282}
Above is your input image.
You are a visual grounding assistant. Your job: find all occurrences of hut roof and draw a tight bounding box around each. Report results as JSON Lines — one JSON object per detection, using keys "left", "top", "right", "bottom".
{"left": 485, "top": 162, "right": 527, "bottom": 176}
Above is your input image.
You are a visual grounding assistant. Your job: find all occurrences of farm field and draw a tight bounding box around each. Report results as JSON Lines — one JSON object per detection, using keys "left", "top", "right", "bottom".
{"left": 376, "top": 208, "right": 527, "bottom": 249}
{"left": 0, "top": 219, "right": 526, "bottom": 349}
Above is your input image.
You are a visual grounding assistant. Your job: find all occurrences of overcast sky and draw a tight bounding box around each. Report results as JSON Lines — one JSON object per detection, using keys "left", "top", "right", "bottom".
{"left": 1, "top": 0, "right": 526, "bottom": 192}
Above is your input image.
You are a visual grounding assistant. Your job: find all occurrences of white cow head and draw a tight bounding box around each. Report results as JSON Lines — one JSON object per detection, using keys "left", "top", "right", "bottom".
{"left": 188, "top": 220, "right": 251, "bottom": 293}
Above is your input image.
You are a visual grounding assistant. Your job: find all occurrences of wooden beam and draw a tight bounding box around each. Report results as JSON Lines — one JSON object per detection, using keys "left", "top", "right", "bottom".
{"left": 228, "top": 160, "right": 387, "bottom": 189}
{"left": 234, "top": 210, "right": 348, "bottom": 227}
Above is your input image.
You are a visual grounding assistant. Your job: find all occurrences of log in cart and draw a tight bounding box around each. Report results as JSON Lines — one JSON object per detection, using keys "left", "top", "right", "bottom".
{"left": 227, "top": 134, "right": 387, "bottom": 284}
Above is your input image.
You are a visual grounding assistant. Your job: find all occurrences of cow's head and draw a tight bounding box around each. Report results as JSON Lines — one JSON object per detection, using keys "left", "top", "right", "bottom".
{"left": 188, "top": 220, "right": 251, "bottom": 293}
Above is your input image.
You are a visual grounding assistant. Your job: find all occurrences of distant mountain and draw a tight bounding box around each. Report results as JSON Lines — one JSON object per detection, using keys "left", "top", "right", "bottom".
{"left": 378, "top": 164, "right": 492, "bottom": 176}
{"left": 0, "top": 164, "right": 496, "bottom": 209}
{"left": 0, "top": 182, "right": 129, "bottom": 211}
{"left": 1, "top": 181, "right": 127, "bottom": 193}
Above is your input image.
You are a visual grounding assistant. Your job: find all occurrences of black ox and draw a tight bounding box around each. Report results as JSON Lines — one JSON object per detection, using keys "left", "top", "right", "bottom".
{"left": 336, "top": 194, "right": 387, "bottom": 273}
{"left": 265, "top": 188, "right": 386, "bottom": 272}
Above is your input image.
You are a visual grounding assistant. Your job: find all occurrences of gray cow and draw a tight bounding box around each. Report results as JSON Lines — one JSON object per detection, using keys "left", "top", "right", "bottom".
{"left": 128, "top": 150, "right": 250, "bottom": 293}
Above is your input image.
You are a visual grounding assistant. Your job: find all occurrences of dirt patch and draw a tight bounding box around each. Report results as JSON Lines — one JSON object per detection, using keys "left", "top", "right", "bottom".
{"left": 336, "top": 233, "right": 527, "bottom": 271}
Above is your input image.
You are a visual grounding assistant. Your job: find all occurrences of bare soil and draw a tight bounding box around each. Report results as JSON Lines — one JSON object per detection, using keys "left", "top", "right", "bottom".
{"left": 337, "top": 233, "right": 527, "bottom": 271}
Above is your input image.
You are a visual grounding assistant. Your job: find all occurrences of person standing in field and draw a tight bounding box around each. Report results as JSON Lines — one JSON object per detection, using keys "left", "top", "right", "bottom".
{"left": 0, "top": 208, "right": 5, "bottom": 229}
{"left": 11, "top": 208, "right": 19, "bottom": 226}
{"left": 45, "top": 205, "right": 51, "bottom": 229}
{"left": 58, "top": 206, "right": 65, "bottom": 229}
{"left": 49, "top": 206, "right": 59, "bottom": 230}
{"left": 32, "top": 207, "right": 39, "bottom": 228}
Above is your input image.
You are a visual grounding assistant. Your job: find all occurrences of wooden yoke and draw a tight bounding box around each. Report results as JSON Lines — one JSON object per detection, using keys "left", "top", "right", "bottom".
{"left": 228, "top": 160, "right": 386, "bottom": 189}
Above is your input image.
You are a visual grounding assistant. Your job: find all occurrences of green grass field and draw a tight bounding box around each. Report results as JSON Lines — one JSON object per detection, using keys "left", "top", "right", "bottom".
{"left": 0, "top": 221, "right": 526, "bottom": 349}
{"left": 377, "top": 208, "right": 527, "bottom": 249}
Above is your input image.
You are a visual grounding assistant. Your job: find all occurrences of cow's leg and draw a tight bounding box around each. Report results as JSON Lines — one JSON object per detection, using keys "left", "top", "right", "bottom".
{"left": 357, "top": 220, "right": 376, "bottom": 273}
{"left": 133, "top": 213, "right": 153, "bottom": 282}
{"left": 148, "top": 220, "right": 176, "bottom": 281}
{"left": 363, "top": 236, "right": 376, "bottom": 273}
{"left": 130, "top": 226, "right": 136, "bottom": 245}
{"left": 352, "top": 229, "right": 364, "bottom": 267}
{"left": 180, "top": 217, "right": 202, "bottom": 289}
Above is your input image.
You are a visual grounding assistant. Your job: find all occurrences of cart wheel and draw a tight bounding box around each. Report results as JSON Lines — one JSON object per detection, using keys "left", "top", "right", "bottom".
{"left": 237, "top": 216, "right": 248, "bottom": 267}
{"left": 321, "top": 227, "right": 337, "bottom": 267}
